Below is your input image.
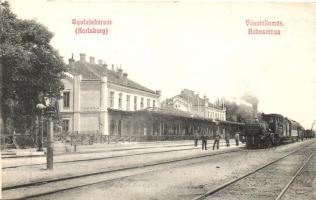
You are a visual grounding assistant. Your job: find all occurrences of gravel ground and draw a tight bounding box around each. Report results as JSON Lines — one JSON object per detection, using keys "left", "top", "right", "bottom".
{"left": 22, "top": 140, "right": 315, "bottom": 200}
{"left": 204, "top": 144, "right": 316, "bottom": 200}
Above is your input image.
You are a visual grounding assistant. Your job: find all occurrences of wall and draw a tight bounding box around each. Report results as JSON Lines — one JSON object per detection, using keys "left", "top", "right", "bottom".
{"left": 80, "top": 113, "right": 99, "bottom": 132}
{"left": 80, "top": 82, "right": 100, "bottom": 111}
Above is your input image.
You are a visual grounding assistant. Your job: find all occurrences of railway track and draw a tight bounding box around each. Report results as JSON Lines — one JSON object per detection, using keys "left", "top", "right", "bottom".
{"left": 2, "top": 147, "right": 243, "bottom": 199}
{"left": 192, "top": 141, "right": 316, "bottom": 200}
{"left": 275, "top": 149, "right": 316, "bottom": 200}
{"left": 4, "top": 141, "right": 244, "bottom": 169}
{"left": 2, "top": 146, "right": 199, "bottom": 169}
{"left": 2, "top": 143, "right": 194, "bottom": 159}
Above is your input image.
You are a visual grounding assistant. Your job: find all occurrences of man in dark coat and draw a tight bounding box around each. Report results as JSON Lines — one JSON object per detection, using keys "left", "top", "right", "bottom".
{"left": 235, "top": 132, "right": 240, "bottom": 146}
{"left": 213, "top": 132, "right": 220, "bottom": 150}
{"left": 201, "top": 130, "right": 207, "bottom": 150}
{"left": 194, "top": 130, "right": 199, "bottom": 147}
{"left": 225, "top": 131, "right": 230, "bottom": 147}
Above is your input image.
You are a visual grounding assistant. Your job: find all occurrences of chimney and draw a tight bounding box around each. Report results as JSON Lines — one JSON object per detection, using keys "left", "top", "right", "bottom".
{"left": 111, "top": 64, "right": 115, "bottom": 71}
{"left": 156, "top": 90, "right": 161, "bottom": 96}
{"left": 103, "top": 63, "right": 108, "bottom": 69}
{"left": 122, "top": 72, "right": 128, "bottom": 85}
{"left": 68, "top": 53, "right": 75, "bottom": 66}
{"left": 204, "top": 96, "right": 209, "bottom": 107}
{"left": 89, "top": 56, "right": 95, "bottom": 64}
{"left": 79, "top": 53, "right": 86, "bottom": 62}
{"left": 98, "top": 59, "right": 103, "bottom": 65}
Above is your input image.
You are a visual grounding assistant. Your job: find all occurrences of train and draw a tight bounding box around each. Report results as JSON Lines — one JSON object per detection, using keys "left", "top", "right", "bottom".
{"left": 244, "top": 113, "right": 314, "bottom": 149}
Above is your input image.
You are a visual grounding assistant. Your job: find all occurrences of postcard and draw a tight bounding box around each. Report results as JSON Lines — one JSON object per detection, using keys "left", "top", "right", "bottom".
{"left": 1, "top": 1, "right": 316, "bottom": 199}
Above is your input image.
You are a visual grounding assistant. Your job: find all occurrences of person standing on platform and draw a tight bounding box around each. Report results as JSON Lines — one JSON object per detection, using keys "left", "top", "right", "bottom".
{"left": 201, "top": 130, "right": 207, "bottom": 150}
{"left": 235, "top": 132, "right": 240, "bottom": 146}
{"left": 225, "top": 131, "right": 230, "bottom": 147}
{"left": 193, "top": 130, "right": 199, "bottom": 147}
{"left": 213, "top": 131, "right": 220, "bottom": 150}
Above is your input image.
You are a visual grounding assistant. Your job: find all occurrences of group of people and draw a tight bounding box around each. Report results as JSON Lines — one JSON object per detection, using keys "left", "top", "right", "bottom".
{"left": 194, "top": 131, "right": 241, "bottom": 150}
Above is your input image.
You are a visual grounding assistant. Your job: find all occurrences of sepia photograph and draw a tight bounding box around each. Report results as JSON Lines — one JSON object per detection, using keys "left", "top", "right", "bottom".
{"left": 1, "top": 0, "right": 316, "bottom": 199}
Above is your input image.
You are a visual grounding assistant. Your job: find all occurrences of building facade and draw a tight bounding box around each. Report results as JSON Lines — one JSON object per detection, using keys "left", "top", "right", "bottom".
{"left": 59, "top": 53, "right": 161, "bottom": 136}
{"left": 162, "top": 89, "right": 226, "bottom": 121}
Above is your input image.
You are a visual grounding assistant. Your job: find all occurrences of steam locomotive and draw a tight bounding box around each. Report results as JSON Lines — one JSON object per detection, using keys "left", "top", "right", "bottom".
{"left": 244, "top": 113, "right": 307, "bottom": 149}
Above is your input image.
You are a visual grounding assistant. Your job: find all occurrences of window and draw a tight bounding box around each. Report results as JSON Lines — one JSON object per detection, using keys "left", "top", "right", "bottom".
{"left": 134, "top": 96, "right": 137, "bottom": 110}
{"left": 126, "top": 95, "right": 130, "bottom": 111}
{"left": 110, "top": 91, "right": 115, "bottom": 108}
{"left": 140, "top": 97, "right": 144, "bottom": 109}
{"left": 118, "top": 93, "right": 122, "bottom": 109}
{"left": 63, "top": 92, "right": 70, "bottom": 108}
{"left": 62, "top": 120, "right": 69, "bottom": 132}
{"left": 153, "top": 100, "right": 156, "bottom": 108}
{"left": 147, "top": 98, "right": 150, "bottom": 108}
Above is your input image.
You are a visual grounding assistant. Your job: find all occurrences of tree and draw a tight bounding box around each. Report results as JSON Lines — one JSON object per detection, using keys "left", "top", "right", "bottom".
{"left": 0, "top": 1, "right": 66, "bottom": 135}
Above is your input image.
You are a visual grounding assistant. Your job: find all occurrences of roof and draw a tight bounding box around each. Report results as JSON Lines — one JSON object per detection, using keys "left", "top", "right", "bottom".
{"left": 142, "top": 107, "right": 196, "bottom": 118}
{"left": 263, "top": 113, "right": 285, "bottom": 119}
{"left": 138, "top": 107, "right": 217, "bottom": 123}
{"left": 220, "top": 120, "right": 244, "bottom": 126}
{"left": 68, "top": 61, "right": 158, "bottom": 95}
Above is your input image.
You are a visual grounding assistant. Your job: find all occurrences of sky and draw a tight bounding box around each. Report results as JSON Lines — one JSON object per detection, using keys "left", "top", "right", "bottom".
{"left": 7, "top": 0, "right": 316, "bottom": 129}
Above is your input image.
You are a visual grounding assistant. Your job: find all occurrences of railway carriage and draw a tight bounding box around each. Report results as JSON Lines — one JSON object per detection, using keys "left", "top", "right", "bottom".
{"left": 303, "top": 129, "right": 315, "bottom": 139}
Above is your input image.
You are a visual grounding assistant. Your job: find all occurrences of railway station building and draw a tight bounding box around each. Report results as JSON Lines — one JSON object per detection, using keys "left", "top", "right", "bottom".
{"left": 58, "top": 53, "right": 161, "bottom": 137}
{"left": 58, "top": 54, "right": 243, "bottom": 141}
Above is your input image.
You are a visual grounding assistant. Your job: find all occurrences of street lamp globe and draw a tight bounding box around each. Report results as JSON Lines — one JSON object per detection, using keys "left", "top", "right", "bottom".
{"left": 36, "top": 103, "right": 46, "bottom": 110}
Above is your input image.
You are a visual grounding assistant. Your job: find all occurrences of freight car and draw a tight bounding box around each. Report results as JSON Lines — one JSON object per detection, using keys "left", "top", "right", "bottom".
{"left": 244, "top": 113, "right": 304, "bottom": 149}
{"left": 303, "top": 129, "right": 315, "bottom": 139}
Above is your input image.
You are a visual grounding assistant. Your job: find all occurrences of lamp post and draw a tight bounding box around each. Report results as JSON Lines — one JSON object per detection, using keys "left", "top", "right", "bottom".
{"left": 37, "top": 88, "right": 56, "bottom": 170}
{"left": 45, "top": 104, "right": 55, "bottom": 170}
{"left": 36, "top": 103, "right": 46, "bottom": 152}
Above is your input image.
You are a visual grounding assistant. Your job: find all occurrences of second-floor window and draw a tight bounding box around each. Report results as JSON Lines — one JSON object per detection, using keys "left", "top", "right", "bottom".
{"left": 63, "top": 92, "right": 70, "bottom": 108}
{"left": 110, "top": 91, "right": 115, "bottom": 108}
{"left": 147, "top": 98, "right": 150, "bottom": 108}
{"left": 140, "top": 97, "right": 144, "bottom": 109}
{"left": 126, "top": 95, "right": 130, "bottom": 111}
{"left": 118, "top": 93, "right": 122, "bottom": 109}
{"left": 134, "top": 96, "right": 137, "bottom": 110}
{"left": 153, "top": 100, "right": 156, "bottom": 108}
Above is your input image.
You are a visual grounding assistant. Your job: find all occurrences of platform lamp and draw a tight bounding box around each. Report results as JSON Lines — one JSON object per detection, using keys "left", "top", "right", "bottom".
{"left": 36, "top": 103, "right": 46, "bottom": 152}
{"left": 36, "top": 87, "right": 57, "bottom": 169}
{"left": 45, "top": 87, "right": 57, "bottom": 170}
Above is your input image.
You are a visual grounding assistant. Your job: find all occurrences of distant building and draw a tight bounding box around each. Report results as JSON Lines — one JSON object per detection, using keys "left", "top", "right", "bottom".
{"left": 162, "top": 89, "right": 226, "bottom": 121}
{"left": 59, "top": 53, "right": 161, "bottom": 136}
